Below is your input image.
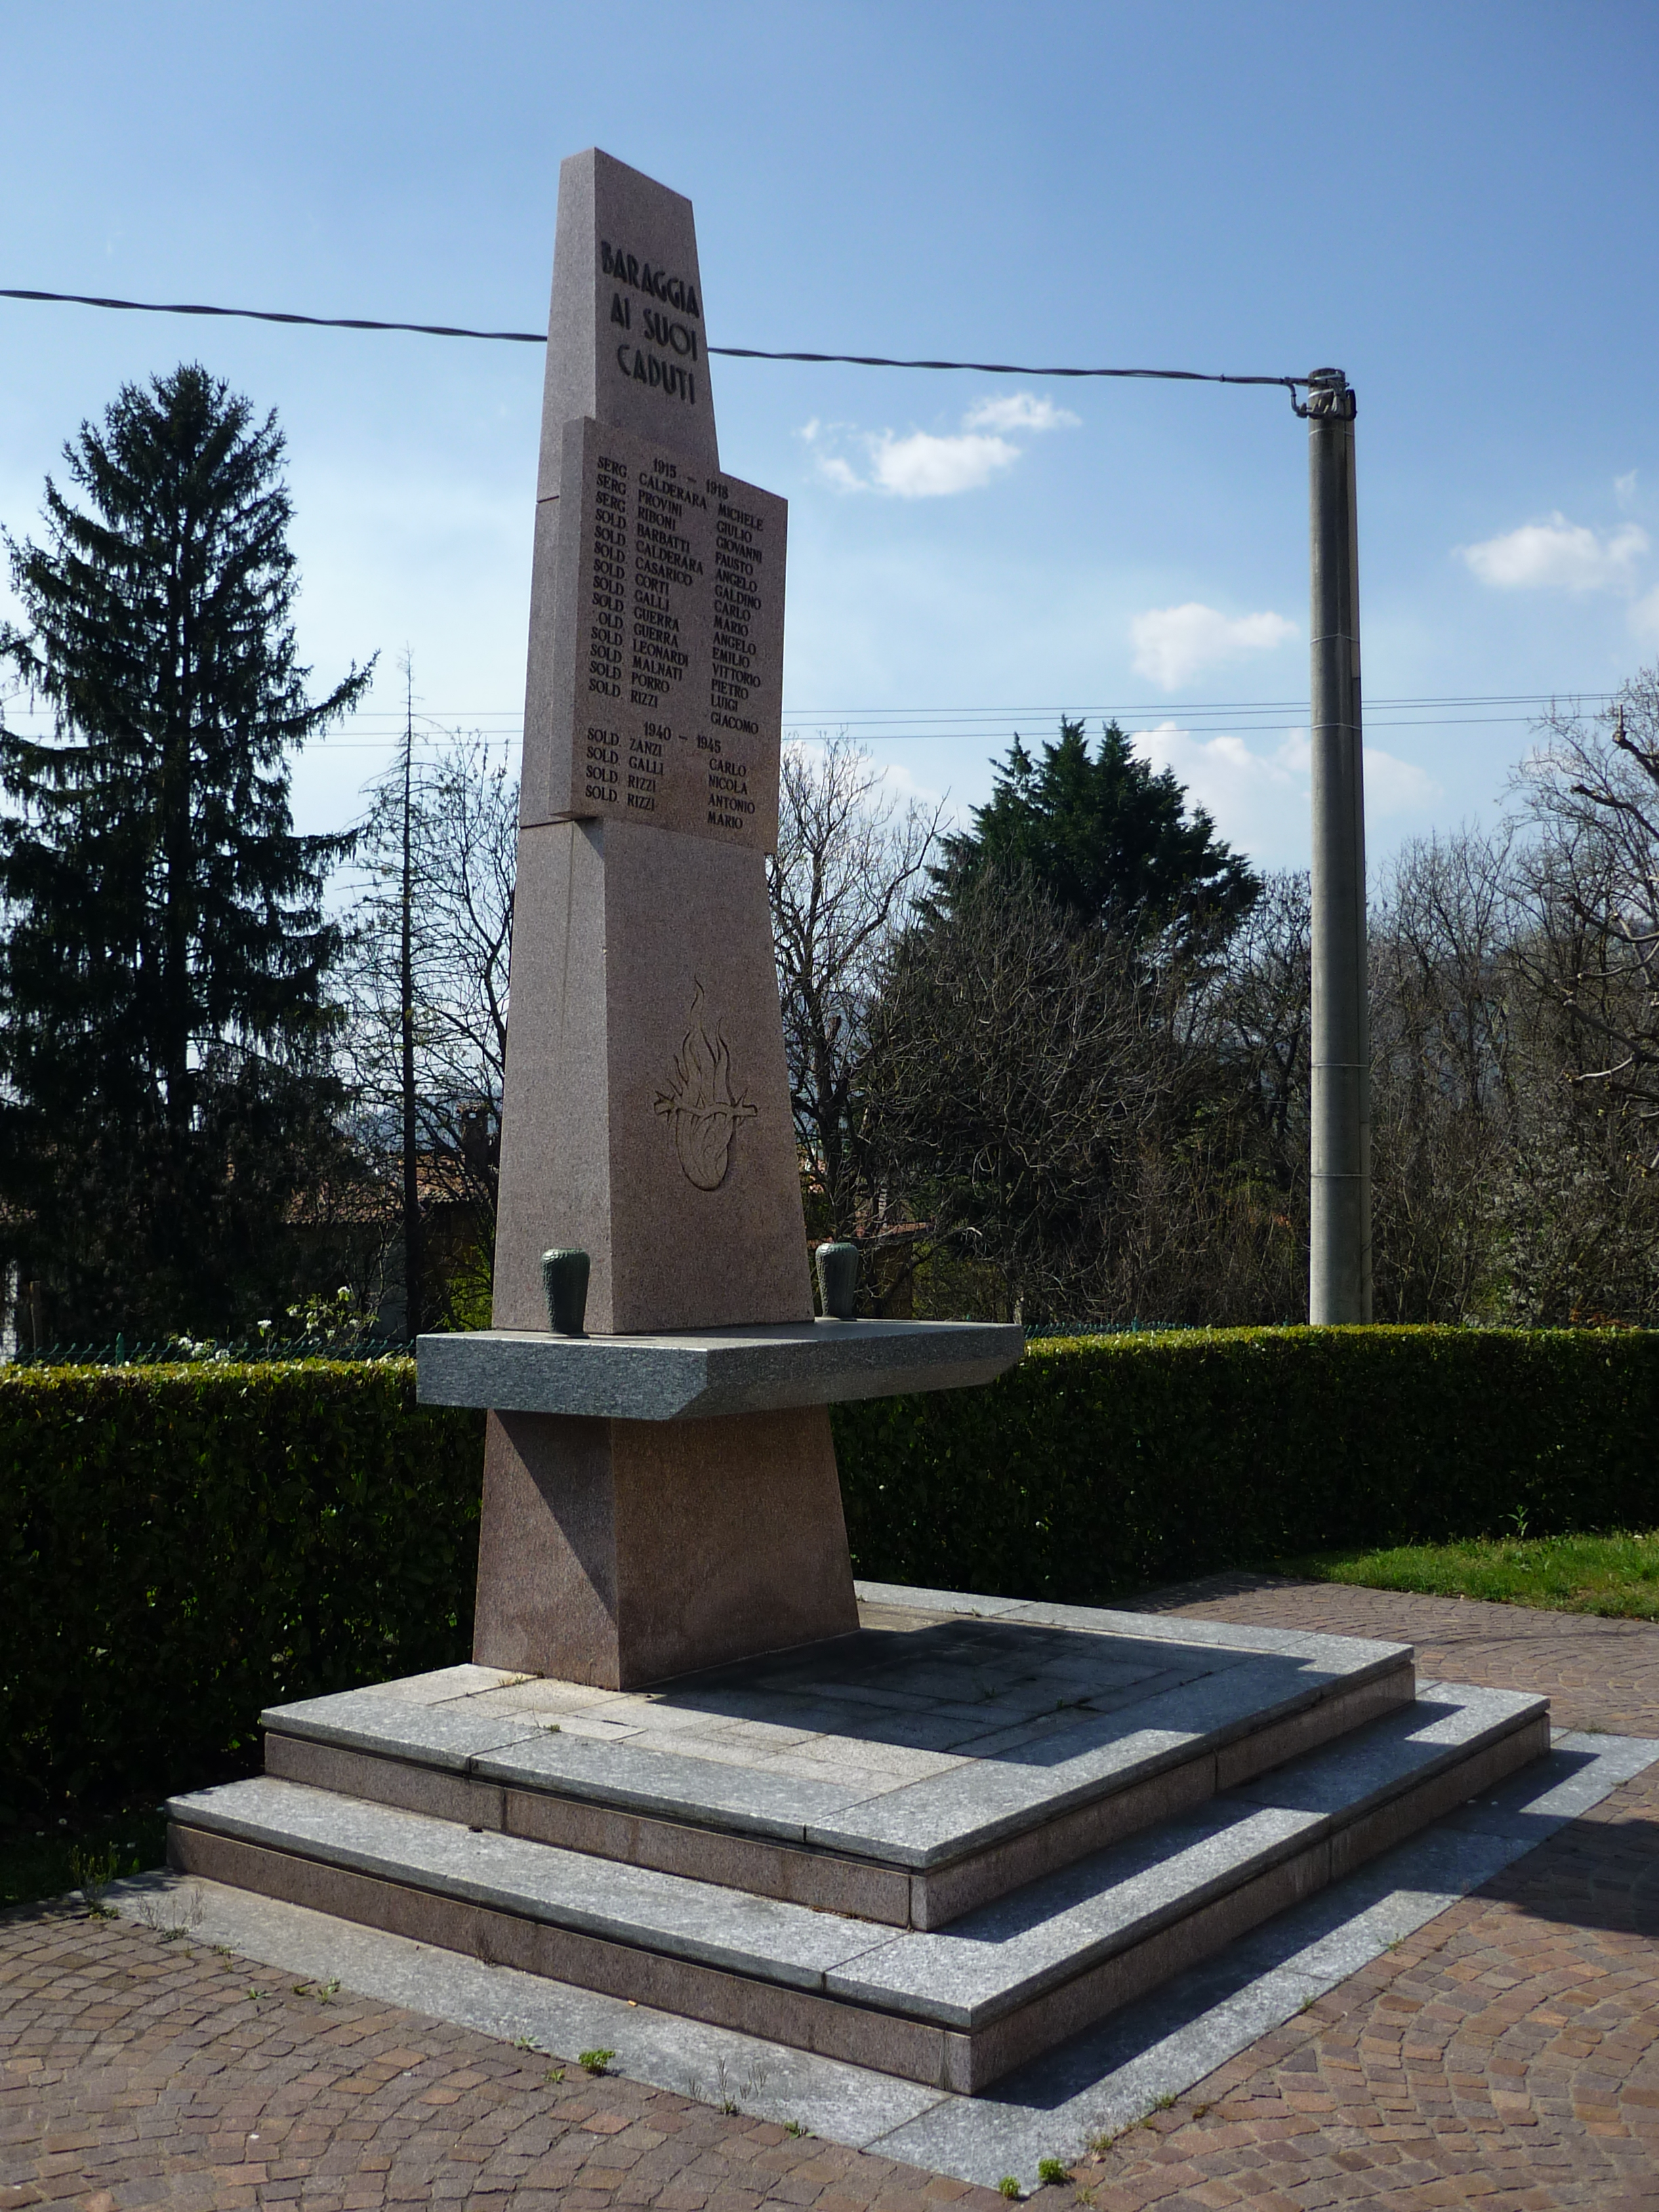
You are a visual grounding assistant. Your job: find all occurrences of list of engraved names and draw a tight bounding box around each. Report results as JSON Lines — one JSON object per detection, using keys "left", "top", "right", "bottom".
{"left": 567, "top": 417, "right": 783, "bottom": 851}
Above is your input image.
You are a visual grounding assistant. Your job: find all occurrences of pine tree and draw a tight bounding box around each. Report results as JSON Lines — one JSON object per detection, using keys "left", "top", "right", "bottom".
{"left": 0, "top": 363, "right": 373, "bottom": 1339}
{"left": 936, "top": 718, "right": 1260, "bottom": 952}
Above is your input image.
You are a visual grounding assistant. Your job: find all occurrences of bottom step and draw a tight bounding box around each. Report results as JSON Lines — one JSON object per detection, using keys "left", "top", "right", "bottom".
{"left": 169, "top": 1680, "right": 1547, "bottom": 2093}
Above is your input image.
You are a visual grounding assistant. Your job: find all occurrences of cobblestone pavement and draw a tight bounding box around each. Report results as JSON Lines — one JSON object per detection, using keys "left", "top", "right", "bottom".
{"left": 1059, "top": 1578, "right": 1659, "bottom": 2208}
{"left": 0, "top": 1904, "right": 1006, "bottom": 2211}
{"left": 5, "top": 1581, "right": 1659, "bottom": 2209}
{"left": 1132, "top": 1572, "right": 1659, "bottom": 1737}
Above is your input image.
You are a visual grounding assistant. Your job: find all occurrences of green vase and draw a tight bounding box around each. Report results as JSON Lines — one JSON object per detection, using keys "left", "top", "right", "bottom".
{"left": 815, "top": 1241, "right": 859, "bottom": 1320}
{"left": 541, "top": 1248, "right": 590, "bottom": 1336}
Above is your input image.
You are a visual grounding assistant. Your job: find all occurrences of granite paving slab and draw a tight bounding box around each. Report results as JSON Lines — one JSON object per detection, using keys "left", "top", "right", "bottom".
{"left": 853, "top": 1582, "right": 1412, "bottom": 1667}
{"left": 371, "top": 1662, "right": 527, "bottom": 1703}
{"left": 262, "top": 1687, "right": 552, "bottom": 1768}
{"left": 478, "top": 1727, "right": 876, "bottom": 1840}
{"left": 800, "top": 1652, "right": 1397, "bottom": 1866}
{"left": 464, "top": 1675, "right": 642, "bottom": 1718}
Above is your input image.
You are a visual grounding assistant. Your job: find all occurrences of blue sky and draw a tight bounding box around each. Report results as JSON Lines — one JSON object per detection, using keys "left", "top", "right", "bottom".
{"left": 3, "top": 1, "right": 1656, "bottom": 871}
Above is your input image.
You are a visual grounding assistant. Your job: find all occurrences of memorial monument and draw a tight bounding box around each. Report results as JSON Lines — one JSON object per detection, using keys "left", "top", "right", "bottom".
{"left": 417, "top": 147, "right": 1021, "bottom": 1687}
{"left": 166, "top": 155, "right": 1549, "bottom": 2103}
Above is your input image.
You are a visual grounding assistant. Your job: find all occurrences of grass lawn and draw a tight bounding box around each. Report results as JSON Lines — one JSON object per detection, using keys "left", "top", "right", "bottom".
{"left": 1274, "top": 1530, "right": 1659, "bottom": 1620}
{"left": 0, "top": 1805, "right": 169, "bottom": 1913}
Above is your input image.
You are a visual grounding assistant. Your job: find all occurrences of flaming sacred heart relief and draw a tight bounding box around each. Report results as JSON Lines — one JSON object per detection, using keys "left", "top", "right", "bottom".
{"left": 654, "top": 983, "right": 758, "bottom": 1191}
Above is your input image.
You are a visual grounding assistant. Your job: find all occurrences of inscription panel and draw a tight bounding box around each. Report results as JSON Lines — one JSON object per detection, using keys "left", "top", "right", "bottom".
{"left": 547, "top": 414, "right": 785, "bottom": 851}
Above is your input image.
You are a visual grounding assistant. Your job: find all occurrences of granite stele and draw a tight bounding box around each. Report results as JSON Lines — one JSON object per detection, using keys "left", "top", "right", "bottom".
{"left": 169, "top": 152, "right": 1552, "bottom": 2100}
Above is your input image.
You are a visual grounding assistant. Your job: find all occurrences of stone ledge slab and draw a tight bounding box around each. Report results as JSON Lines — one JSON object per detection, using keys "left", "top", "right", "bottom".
{"left": 415, "top": 1317, "right": 1023, "bottom": 1419}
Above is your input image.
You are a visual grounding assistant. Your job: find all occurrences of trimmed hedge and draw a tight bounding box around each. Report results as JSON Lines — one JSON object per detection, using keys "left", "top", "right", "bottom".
{"left": 0, "top": 1361, "right": 483, "bottom": 1814}
{"left": 833, "top": 1326, "right": 1659, "bottom": 1599}
{"left": 7, "top": 1328, "right": 1658, "bottom": 1818}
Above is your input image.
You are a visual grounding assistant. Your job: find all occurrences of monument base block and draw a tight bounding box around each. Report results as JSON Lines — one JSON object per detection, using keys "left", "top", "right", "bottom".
{"left": 169, "top": 1584, "right": 1551, "bottom": 2095}
{"left": 472, "top": 1405, "right": 859, "bottom": 1688}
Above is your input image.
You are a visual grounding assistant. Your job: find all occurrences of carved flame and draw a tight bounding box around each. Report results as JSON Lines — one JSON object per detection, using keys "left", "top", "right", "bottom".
{"left": 654, "top": 982, "right": 758, "bottom": 1191}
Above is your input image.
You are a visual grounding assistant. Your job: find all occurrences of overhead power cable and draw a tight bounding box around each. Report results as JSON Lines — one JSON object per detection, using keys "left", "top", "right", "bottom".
{"left": 710, "top": 348, "right": 1303, "bottom": 398}
{"left": 0, "top": 286, "right": 1305, "bottom": 398}
{"left": 0, "top": 287, "right": 550, "bottom": 346}
{"left": 0, "top": 691, "right": 1613, "bottom": 752}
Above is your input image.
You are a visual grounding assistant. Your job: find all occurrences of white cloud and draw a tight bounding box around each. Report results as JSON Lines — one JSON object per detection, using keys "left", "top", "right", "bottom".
{"left": 867, "top": 429, "right": 1019, "bottom": 499}
{"left": 1362, "top": 748, "right": 1441, "bottom": 816}
{"left": 1616, "top": 471, "right": 1639, "bottom": 513}
{"left": 1630, "top": 585, "right": 1659, "bottom": 647}
{"left": 1128, "top": 602, "right": 1298, "bottom": 690}
{"left": 961, "top": 392, "right": 1080, "bottom": 434}
{"left": 1133, "top": 722, "right": 1303, "bottom": 811}
{"left": 815, "top": 453, "right": 865, "bottom": 493}
{"left": 1128, "top": 722, "right": 1439, "bottom": 866}
{"left": 800, "top": 390, "right": 1075, "bottom": 499}
{"left": 1459, "top": 514, "right": 1650, "bottom": 592}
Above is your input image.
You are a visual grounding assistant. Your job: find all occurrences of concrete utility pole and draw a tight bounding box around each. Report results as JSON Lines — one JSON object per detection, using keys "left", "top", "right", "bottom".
{"left": 1305, "top": 367, "right": 1372, "bottom": 1324}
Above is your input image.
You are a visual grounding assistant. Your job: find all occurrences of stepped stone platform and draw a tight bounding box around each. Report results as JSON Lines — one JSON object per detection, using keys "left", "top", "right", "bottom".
{"left": 167, "top": 1584, "right": 1549, "bottom": 2095}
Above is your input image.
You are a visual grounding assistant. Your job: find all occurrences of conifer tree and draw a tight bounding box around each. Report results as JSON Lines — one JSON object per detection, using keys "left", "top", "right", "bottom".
{"left": 935, "top": 718, "right": 1259, "bottom": 953}
{"left": 0, "top": 363, "right": 373, "bottom": 1338}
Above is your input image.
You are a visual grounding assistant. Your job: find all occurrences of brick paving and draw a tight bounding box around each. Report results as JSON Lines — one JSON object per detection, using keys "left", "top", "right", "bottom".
{"left": 0, "top": 1903, "right": 1006, "bottom": 2209}
{"left": 1065, "top": 1576, "right": 1659, "bottom": 2208}
{"left": 1132, "top": 1571, "right": 1659, "bottom": 1737}
{"left": 1061, "top": 1757, "right": 1659, "bottom": 2209}
{"left": 5, "top": 1578, "right": 1659, "bottom": 2208}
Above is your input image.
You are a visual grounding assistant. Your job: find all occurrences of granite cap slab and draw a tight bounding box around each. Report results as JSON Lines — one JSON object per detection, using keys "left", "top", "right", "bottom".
{"left": 416, "top": 1317, "right": 1023, "bottom": 1419}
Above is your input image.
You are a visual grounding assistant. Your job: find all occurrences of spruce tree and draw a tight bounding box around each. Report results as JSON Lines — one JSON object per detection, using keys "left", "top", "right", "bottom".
{"left": 0, "top": 364, "right": 373, "bottom": 1339}
{"left": 936, "top": 718, "right": 1260, "bottom": 953}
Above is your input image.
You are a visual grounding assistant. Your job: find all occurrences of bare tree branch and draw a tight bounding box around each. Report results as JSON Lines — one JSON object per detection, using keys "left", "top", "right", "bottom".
{"left": 768, "top": 735, "right": 942, "bottom": 1244}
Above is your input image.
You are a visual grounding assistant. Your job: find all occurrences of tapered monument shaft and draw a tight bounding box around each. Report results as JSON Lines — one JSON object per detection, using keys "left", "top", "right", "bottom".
{"left": 1306, "top": 367, "right": 1372, "bottom": 1324}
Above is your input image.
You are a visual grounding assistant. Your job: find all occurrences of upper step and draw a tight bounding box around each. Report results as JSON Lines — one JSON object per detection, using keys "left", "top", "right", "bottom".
{"left": 260, "top": 1601, "right": 1415, "bottom": 1925}
{"left": 171, "top": 1678, "right": 1548, "bottom": 2093}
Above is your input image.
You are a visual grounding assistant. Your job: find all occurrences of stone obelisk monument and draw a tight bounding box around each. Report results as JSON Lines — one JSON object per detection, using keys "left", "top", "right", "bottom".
{"left": 478, "top": 148, "right": 844, "bottom": 1686}
{"left": 419, "top": 149, "right": 1020, "bottom": 1690}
